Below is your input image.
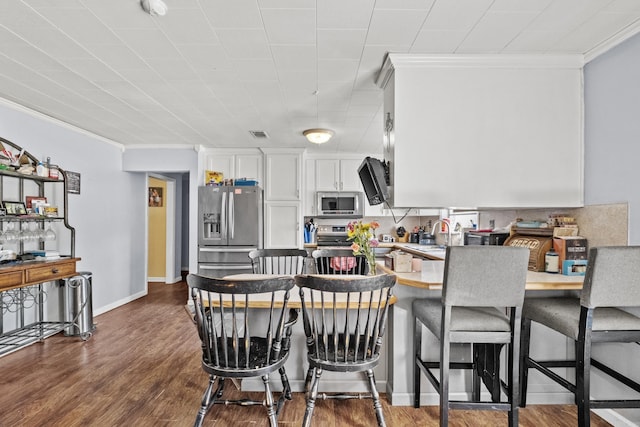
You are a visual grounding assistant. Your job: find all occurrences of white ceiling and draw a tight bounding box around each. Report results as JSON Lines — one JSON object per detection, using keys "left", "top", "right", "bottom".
{"left": 1, "top": 0, "right": 640, "bottom": 154}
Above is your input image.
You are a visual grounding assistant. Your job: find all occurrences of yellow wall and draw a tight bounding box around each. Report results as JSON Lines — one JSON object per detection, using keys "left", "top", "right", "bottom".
{"left": 148, "top": 177, "right": 167, "bottom": 280}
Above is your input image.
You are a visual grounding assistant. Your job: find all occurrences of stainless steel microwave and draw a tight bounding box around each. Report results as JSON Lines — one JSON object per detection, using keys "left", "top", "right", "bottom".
{"left": 316, "top": 191, "right": 364, "bottom": 218}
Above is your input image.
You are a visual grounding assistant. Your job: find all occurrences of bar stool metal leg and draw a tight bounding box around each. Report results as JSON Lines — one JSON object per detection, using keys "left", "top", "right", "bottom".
{"left": 414, "top": 317, "right": 422, "bottom": 408}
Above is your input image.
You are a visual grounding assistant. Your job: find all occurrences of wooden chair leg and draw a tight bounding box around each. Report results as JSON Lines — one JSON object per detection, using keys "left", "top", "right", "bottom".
{"left": 304, "top": 367, "right": 314, "bottom": 396}
{"left": 302, "top": 368, "right": 322, "bottom": 427}
{"left": 194, "top": 375, "right": 217, "bottom": 427}
{"left": 279, "top": 366, "right": 292, "bottom": 400}
{"left": 262, "top": 374, "right": 278, "bottom": 427}
{"left": 414, "top": 317, "right": 422, "bottom": 408}
{"left": 365, "top": 369, "right": 387, "bottom": 427}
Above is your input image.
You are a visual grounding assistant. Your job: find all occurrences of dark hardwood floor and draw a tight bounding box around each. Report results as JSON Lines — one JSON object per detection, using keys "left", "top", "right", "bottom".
{"left": 0, "top": 280, "right": 612, "bottom": 426}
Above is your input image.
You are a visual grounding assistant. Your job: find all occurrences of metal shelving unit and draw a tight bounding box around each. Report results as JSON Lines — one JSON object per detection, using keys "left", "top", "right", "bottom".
{"left": 0, "top": 137, "right": 78, "bottom": 356}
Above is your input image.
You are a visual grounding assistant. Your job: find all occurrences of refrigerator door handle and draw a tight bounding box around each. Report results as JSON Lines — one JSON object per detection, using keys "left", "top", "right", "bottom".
{"left": 199, "top": 247, "right": 258, "bottom": 253}
{"left": 229, "top": 191, "right": 235, "bottom": 239}
{"left": 199, "top": 265, "right": 250, "bottom": 270}
{"left": 221, "top": 191, "right": 227, "bottom": 240}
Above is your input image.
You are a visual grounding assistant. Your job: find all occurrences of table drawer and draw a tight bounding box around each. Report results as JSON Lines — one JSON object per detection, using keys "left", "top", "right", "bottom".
{"left": 25, "top": 261, "right": 76, "bottom": 284}
{"left": 0, "top": 270, "right": 25, "bottom": 291}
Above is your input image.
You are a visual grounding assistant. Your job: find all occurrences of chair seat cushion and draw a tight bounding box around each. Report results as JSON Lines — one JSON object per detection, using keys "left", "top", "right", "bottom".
{"left": 523, "top": 297, "right": 640, "bottom": 340}
{"left": 413, "top": 298, "right": 511, "bottom": 339}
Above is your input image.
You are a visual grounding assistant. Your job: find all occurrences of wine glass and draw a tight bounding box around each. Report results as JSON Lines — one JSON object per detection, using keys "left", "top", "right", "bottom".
{"left": 4, "top": 222, "right": 19, "bottom": 244}
{"left": 44, "top": 224, "right": 56, "bottom": 242}
{"left": 27, "top": 222, "right": 40, "bottom": 242}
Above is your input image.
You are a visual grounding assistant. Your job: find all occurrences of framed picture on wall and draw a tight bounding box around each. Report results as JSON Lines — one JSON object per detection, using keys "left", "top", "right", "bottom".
{"left": 66, "top": 171, "right": 81, "bottom": 194}
{"left": 148, "top": 187, "right": 163, "bottom": 207}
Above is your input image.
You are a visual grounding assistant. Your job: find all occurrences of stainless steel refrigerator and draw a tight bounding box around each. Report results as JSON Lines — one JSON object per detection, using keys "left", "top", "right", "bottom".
{"left": 197, "top": 185, "right": 263, "bottom": 277}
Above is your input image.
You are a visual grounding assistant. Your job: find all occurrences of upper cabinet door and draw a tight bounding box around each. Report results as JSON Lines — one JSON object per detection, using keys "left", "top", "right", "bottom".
{"left": 339, "top": 159, "right": 362, "bottom": 191}
{"left": 315, "top": 159, "right": 362, "bottom": 192}
{"left": 204, "top": 153, "right": 234, "bottom": 180}
{"left": 315, "top": 159, "right": 339, "bottom": 191}
{"left": 265, "top": 152, "right": 301, "bottom": 201}
{"left": 235, "top": 154, "right": 263, "bottom": 182}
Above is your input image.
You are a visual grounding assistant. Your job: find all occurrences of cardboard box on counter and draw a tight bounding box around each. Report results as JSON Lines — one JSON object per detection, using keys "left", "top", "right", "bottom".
{"left": 384, "top": 251, "right": 413, "bottom": 273}
{"left": 562, "top": 259, "right": 588, "bottom": 276}
{"left": 553, "top": 236, "right": 588, "bottom": 266}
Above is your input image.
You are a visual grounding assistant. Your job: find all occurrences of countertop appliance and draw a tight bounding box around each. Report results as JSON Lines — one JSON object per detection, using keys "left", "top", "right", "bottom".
{"left": 316, "top": 191, "right": 364, "bottom": 218}
{"left": 464, "top": 231, "right": 510, "bottom": 246}
{"left": 198, "top": 185, "right": 263, "bottom": 277}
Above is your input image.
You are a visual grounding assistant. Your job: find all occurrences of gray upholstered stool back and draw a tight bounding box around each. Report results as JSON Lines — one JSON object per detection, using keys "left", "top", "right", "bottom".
{"left": 442, "top": 246, "right": 530, "bottom": 307}
{"left": 581, "top": 246, "right": 640, "bottom": 308}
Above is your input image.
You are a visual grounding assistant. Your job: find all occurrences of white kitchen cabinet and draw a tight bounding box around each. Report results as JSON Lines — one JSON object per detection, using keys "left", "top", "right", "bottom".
{"left": 303, "top": 158, "right": 317, "bottom": 216}
{"left": 315, "top": 159, "right": 362, "bottom": 192}
{"left": 203, "top": 149, "right": 263, "bottom": 184}
{"left": 339, "top": 159, "right": 362, "bottom": 191}
{"left": 203, "top": 153, "right": 233, "bottom": 181}
{"left": 262, "top": 149, "right": 304, "bottom": 249}
{"left": 264, "top": 201, "right": 301, "bottom": 248}
{"left": 377, "top": 54, "right": 584, "bottom": 209}
{"left": 235, "top": 154, "right": 262, "bottom": 182}
{"left": 264, "top": 151, "right": 302, "bottom": 201}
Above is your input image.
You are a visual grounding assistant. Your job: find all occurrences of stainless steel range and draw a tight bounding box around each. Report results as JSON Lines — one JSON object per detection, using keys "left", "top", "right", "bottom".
{"left": 316, "top": 224, "right": 351, "bottom": 247}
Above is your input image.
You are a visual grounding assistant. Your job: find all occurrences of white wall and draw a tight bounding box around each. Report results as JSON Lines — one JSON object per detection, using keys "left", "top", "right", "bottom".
{"left": 584, "top": 33, "right": 640, "bottom": 423}
{"left": 122, "top": 146, "right": 199, "bottom": 274}
{"left": 0, "top": 100, "right": 147, "bottom": 314}
{"left": 585, "top": 35, "right": 640, "bottom": 245}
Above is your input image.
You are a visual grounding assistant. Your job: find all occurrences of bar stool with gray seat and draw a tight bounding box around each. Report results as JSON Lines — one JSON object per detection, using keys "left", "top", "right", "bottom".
{"left": 520, "top": 246, "right": 640, "bottom": 426}
{"left": 295, "top": 273, "right": 396, "bottom": 427}
{"left": 187, "top": 274, "right": 298, "bottom": 427}
{"left": 413, "top": 245, "right": 530, "bottom": 426}
{"left": 249, "top": 248, "right": 308, "bottom": 275}
{"left": 311, "top": 248, "right": 369, "bottom": 275}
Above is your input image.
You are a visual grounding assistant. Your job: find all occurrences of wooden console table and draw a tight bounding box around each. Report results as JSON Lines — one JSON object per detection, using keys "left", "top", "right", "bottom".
{"left": 0, "top": 257, "right": 81, "bottom": 357}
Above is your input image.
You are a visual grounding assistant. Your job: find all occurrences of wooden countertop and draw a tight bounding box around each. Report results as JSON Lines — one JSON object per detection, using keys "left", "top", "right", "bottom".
{"left": 0, "top": 257, "right": 81, "bottom": 292}
{"left": 304, "top": 244, "right": 584, "bottom": 290}
{"left": 377, "top": 261, "right": 584, "bottom": 291}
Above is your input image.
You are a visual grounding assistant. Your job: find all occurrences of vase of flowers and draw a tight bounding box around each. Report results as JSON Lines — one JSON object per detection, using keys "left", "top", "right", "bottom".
{"left": 347, "top": 220, "right": 380, "bottom": 275}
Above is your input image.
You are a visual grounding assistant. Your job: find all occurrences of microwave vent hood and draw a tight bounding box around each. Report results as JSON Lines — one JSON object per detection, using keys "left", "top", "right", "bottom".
{"left": 316, "top": 191, "right": 364, "bottom": 218}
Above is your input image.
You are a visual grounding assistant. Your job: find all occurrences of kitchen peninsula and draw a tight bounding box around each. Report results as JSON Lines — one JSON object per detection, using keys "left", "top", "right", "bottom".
{"left": 302, "top": 240, "right": 585, "bottom": 407}
{"left": 375, "top": 245, "right": 585, "bottom": 409}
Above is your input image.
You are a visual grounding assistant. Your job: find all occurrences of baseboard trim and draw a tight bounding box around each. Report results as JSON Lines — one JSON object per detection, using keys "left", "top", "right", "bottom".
{"left": 390, "top": 390, "right": 638, "bottom": 425}
{"left": 94, "top": 290, "right": 147, "bottom": 316}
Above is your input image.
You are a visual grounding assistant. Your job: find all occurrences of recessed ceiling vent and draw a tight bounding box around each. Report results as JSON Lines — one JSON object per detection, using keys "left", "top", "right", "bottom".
{"left": 249, "top": 130, "right": 269, "bottom": 139}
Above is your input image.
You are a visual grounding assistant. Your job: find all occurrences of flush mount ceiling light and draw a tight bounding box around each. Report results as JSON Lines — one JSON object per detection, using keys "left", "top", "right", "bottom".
{"left": 141, "top": 0, "right": 168, "bottom": 16}
{"left": 303, "top": 128, "right": 334, "bottom": 144}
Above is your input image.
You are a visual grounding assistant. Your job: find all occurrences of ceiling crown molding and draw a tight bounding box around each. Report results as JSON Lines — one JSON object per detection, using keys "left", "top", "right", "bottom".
{"left": 584, "top": 19, "right": 640, "bottom": 63}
